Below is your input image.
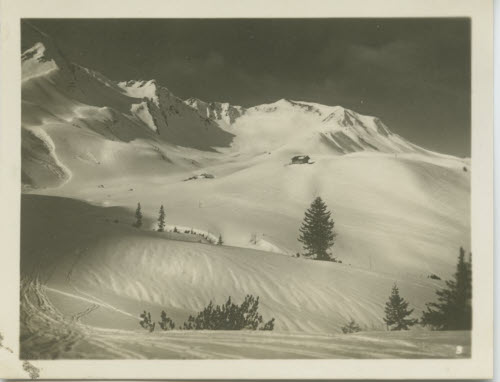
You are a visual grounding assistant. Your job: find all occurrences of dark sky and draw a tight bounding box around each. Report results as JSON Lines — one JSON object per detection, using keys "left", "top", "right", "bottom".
{"left": 24, "top": 19, "right": 470, "bottom": 156}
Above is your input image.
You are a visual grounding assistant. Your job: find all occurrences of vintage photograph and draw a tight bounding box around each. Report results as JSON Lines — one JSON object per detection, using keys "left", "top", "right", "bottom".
{"left": 17, "top": 17, "right": 476, "bottom": 361}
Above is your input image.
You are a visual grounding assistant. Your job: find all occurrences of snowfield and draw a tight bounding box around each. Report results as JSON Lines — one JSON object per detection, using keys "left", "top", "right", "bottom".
{"left": 34, "top": 151, "right": 469, "bottom": 277}
{"left": 19, "top": 23, "right": 471, "bottom": 359}
{"left": 20, "top": 195, "right": 470, "bottom": 359}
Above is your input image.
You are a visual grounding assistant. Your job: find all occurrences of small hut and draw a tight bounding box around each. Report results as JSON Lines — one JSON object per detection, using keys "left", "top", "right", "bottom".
{"left": 291, "top": 155, "right": 311, "bottom": 164}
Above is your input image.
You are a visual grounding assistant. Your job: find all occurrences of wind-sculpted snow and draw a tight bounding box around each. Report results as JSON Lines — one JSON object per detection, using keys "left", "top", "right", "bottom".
{"left": 20, "top": 195, "right": 470, "bottom": 359}
{"left": 20, "top": 195, "right": 444, "bottom": 333}
{"left": 22, "top": 279, "right": 471, "bottom": 360}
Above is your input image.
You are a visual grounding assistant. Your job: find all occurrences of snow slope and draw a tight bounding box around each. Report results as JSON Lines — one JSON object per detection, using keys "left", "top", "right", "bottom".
{"left": 22, "top": 272, "right": 471, "bottom": 360}
{"left": 19, "top": 26, "right": 471, "bottom": 359}
{"left": 21, "top": 270, "right": 471, "bottom": 360}
{"left": 184, "top": 96, "right": 435, "bottom": 157}
{"left": 21, "top": 195, "right": 469, "bottom": 358}
{"left": 221, "top": 99, "right": 422, "bottom": 155}
{"left": 34, "top": 149, "right": 469, "bottom": 277}
{"left": 20, "top": 30, "right": 470, "bottom": 274}
{"left": 22, "top": 195, "right": 431, "bottom": 332}
{"left": 21, "top": 31, "right": 470, "bottom": 273}
{"left": 21, "top": 23, "right": 233, "bottom": 188}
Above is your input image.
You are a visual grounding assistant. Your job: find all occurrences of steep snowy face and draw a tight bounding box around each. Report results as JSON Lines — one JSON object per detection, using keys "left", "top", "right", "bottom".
{"left": 229, "top": 99, "right": 420, "bottom": 155}
{"left": 118, "top": 81, "right": 235, "bottom": 147}
{"left": 21, "top": 22, "right": 80, "bottom": 85}
{"left": 185, "top": 98, "right": 246, "bottom": 126}
{"left": 21, "top": 42, "right": 60, "bottom": 81}
{"left": 118, "top": 80, "right": 160, "bottom": 106}
{"left": 183, "top": 96, "right": 418, "bottom": 156}
{"left": 21, "top": 40, "right": 234, "bottom": 188}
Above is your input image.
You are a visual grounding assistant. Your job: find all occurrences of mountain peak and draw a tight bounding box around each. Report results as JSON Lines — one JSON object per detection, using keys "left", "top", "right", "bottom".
{"left": 21, "top": 42, "right": 48, "bottom": 63}
{"left": 22, "top": 42, "right": 60, "bottom": 81}
{"left": 21, "top": 21, "right": 77, "bottom": 82}
{"left": 185, "top": 97, "right": 245, "bottom": 125}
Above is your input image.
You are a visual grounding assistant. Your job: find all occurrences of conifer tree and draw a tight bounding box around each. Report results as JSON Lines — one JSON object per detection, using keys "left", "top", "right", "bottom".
{"left": 298, "top": 196, "right": 336, "bottom": 260}
{"left": 139, "top": 310, "right": 155, "bottom": 332}
{"left": 383, "top": 283, "right": 417, "bottom": 330}
{"left": 133, "top": 202, "right": 143, "bottom": 228}
{"left": 158, "top": 310, "right": 175, "bottom": 330}
{"left": 181, "top": 295, "right": 273, "bottom": 330}
{"left": 217, "top": 234, "right": 223, "bottom": 245}
{"left": 421, "top": 247, "right": 472, "bottom": 330}
{"left": 157, "top": 205, "right": 165, "bottom": 232}
{"left": 341, "top": 318, "right": 362, "bottom": 334}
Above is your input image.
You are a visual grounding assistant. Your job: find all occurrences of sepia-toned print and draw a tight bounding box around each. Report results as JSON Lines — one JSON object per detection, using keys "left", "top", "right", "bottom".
{"left": 18, "top": 17, "right": 475, "bottom": 361}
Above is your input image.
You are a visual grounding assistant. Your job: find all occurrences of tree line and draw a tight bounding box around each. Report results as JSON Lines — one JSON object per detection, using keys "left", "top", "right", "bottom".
{"left": 139, "top": 295, "right": 275, "bottom": 332}
{"left": 132, "top": 202, "right": 224, "bottom": 245}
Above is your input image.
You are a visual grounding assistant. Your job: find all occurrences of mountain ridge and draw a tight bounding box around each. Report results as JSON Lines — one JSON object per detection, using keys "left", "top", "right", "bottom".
{"left": 21, "top": 32, "right": 431, "bottom": 156}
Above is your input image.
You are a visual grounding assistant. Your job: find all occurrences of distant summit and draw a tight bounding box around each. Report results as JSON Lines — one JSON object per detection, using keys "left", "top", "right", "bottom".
{"left": 185, "top": 97, "right": 246, "bottom": 125}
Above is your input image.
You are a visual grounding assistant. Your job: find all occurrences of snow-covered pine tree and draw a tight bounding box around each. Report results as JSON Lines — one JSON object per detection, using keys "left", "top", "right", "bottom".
{"left": 217, "top": 234, "right": 223, "bottom": 245}
{"left": 157, "top": 205, "right": 165, "bottom": 232}
{"left": 421, "top": 247, "right": 472, "bottom": 330}
{"left": 298, "top": 196, "right": 336, "bottom": 260}
{"left": 383, "top": 283, "right": 417, "bottom": 330}
{"left": 133, "top": 202, "right": 143, "bottom": 228}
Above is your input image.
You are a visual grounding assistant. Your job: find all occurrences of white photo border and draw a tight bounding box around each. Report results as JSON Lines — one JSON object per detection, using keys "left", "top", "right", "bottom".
{"left": 0, "top": 0, "right": 493, "bottom": 379}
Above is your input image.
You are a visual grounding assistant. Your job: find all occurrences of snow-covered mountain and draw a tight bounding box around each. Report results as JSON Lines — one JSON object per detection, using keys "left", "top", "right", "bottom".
{"left": 116, "top": 80, "right": 234, "bottom": 148}
{"left": 185, "top": 95, "right": 424, "bottom": 156}
{"left": 224, "top": 98, "right": 428, "bottom": 155}
{"left": 21, "top": 24, "right": 469, "bottom": 259}
{"left": 21, "top": 22, "right": 236, "bottom": 188}
{"left": 21, "top": 22, "right": 445, "bottom": 190}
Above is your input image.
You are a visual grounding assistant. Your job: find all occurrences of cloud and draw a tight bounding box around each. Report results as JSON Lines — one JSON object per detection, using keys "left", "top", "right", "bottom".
{"left": 347, "top": 41, "right": 420, "bottom": 74}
